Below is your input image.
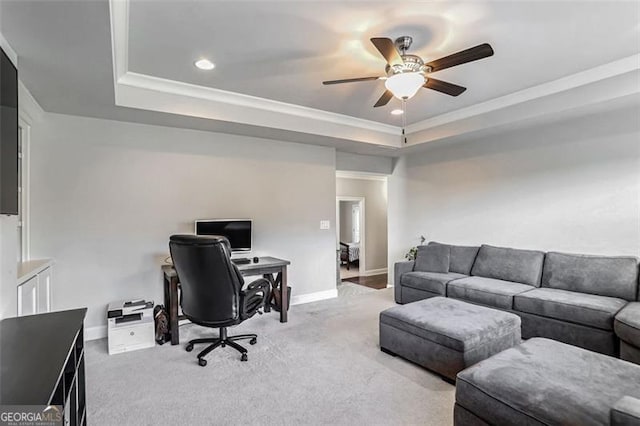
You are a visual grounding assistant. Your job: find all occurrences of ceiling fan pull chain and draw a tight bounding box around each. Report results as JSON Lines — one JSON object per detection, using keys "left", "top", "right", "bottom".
{"left": 402, "top": 100, "right": 407, "bottom": 143}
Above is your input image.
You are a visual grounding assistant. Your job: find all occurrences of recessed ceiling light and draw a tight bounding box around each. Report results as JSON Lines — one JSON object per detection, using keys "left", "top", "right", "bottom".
{"left": 194, "top": 59, "right": 215, "bottom": 70}
{"left": 391, "top": 109, "right": 404, "bottom": 115}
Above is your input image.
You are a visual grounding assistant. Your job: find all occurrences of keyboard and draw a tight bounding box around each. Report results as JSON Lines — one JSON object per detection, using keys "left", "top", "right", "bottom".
{"left": 232, "top": 258, "right": 251, "bottom": 265}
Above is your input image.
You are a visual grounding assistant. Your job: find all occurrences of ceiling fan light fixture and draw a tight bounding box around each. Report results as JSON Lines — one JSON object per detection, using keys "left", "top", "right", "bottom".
{"left": 390, "top": 109, "right": 404, "bottom": 115}
{"left": 384, "top": 72, "right": 424, "bottom": 100}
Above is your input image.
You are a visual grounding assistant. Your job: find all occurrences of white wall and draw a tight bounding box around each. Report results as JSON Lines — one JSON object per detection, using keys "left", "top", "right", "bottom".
{"left": 388, "top": 106, "right": 640, "bottom": 282}
{"left": 336, "top": 177, "right": 388, "bottom": 271}
{"left": 29, "top": 113, "right": 338, "bottom": 329}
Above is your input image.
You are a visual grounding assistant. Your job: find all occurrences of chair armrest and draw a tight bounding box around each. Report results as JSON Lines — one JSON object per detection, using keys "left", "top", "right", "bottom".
{"left": 611, "top": 396, "right": 640, "bottom": 426}
{"left": 240, "top": 278, "right": 270, "bottom": 320}
{"left": 394, "top": 261, "right": 414, "bottom": 304}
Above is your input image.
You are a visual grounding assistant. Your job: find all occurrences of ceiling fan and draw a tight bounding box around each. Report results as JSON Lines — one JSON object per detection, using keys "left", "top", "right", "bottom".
{"left": 323, "top": 36, "right": 494, "bottom": 108}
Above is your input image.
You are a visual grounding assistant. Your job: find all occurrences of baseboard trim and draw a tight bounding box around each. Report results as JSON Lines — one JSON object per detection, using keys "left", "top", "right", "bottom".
{"left": 291, "top": 289, "right": 338, "bottom": 306}
{"left": 85, "top": 325, "right": 107, "bottom": 341}
{"left": 362, "top": 268, "right": 388, "bottom": 277}
{"left": 84, "top": 289, "right": 339, "bottom": 341}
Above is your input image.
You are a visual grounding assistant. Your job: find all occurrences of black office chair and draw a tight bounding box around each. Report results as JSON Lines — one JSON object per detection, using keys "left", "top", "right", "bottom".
{"left": 169, "top": 234, "right": 270, "bottom": 366}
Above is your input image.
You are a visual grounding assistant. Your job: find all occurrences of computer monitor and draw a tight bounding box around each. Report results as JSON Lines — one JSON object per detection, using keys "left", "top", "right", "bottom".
{"left": 194, "top": 219, "right": 252, "bottom": 252}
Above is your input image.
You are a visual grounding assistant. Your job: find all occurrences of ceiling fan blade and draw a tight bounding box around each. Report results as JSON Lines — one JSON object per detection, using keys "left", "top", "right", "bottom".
{"left": 322, "top": 76, "right": 381, "bottom": 85}
{"left": 426, "top": 43, "right": 494, "bottom": 73}
{"left": 374, "top": 90, "right": 394, "bottom": 108}
{"left": 370, "top": 37, "right": 404, "bottom": 67}
{"left": 423, "top": 78, "right": 467, "bottom": 96}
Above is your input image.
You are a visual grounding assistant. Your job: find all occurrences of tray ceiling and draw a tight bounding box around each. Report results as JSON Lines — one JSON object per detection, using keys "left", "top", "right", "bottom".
{"left": 127, "top": 0, "right": 640, "bottom": 125}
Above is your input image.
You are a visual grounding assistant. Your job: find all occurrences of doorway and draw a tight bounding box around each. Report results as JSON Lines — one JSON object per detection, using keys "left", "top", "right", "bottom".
{"left": 336, "top": 197, "right": 364, "bottom": 279}
{"left": 335, "top": 173, "right": 389, "bottom": 295}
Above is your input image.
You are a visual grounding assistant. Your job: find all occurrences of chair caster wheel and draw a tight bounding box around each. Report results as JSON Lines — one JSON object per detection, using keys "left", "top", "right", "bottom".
{"left": 198, "top": 358, "right": 207, "bottom": 367}
{"left": 241, "top": 353, "right": 248, "bottom": 362}
{"left": 250, "top": 338, "right": 257, "bottom": 345}
{"left": 186, "top": 344, "right": 194, "bottom": 352}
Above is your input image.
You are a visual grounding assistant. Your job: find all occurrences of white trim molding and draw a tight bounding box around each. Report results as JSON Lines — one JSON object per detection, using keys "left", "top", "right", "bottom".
{"left": 18, "top": 81, "right": 45, "bottom": 124}
{"left": 85, "top": 325, "right": 108, "bottom": 341}
{"left": 406, "top": 54, "right": 640, "bottom": 146}
{"left": 336, "top": 171, "right": 388, "bottom": 182}
{"left": 0, "top": 31, "right": 18, "bottom": 66}
{"left": 84, "top": 289, "right": 339, "bottom": 341}
{"left": 362, "top": 268, "right": 388, "bottom": 277}
{"left": 115, "top": 72, "right": 401, "bottom": 146}
{"left": 291, "top": 289, "right": 338, "bottom": 306}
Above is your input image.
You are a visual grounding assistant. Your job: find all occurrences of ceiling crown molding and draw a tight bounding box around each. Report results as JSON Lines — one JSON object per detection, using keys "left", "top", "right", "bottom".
{"left": 18, "top": 81, "right": 45, "bottom": 123}
{"left": 406, "top": 56, "right": 640, "bottom": 145}
{"left": 0, "top": 30, "right": 18, "bottom": 66}
{"left": 407, "top": 54, "right": 640, "bottom": 135}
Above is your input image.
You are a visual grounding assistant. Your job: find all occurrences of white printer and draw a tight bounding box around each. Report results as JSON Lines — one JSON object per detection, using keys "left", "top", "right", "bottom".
{"left": 107, "top": 299, "right": 155, "bottom": 355}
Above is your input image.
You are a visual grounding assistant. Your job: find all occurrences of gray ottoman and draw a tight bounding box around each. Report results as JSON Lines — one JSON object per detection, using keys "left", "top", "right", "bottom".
{"left": 455, "top": 338, "right": 640, "bottom": 425}
{"left": 379, "top": 297, "right": 521, "bottom": 381}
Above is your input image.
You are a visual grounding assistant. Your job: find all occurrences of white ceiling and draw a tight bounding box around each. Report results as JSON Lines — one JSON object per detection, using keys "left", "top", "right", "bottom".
{"left": 127, "top": 0, "right": 640, "bottom": 125}
{"left": 1, "top": 0, "right": 639, "bottom": 155}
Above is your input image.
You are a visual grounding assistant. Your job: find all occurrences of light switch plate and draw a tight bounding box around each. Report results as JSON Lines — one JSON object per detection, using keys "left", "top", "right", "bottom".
{"left": 320, "top": 220, "right": 330, "bottom": 230}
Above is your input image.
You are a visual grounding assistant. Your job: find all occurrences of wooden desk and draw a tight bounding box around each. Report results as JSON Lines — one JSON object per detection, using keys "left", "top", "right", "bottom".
{"left": 162, "top": 256, "right": 290, "bottom": 345}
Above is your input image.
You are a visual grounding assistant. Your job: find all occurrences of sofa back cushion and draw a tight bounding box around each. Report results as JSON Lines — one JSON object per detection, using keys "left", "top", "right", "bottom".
{"left": 414, "top": 244, "right": 450, "bottom": 273}
{"left": 542, "top": 252, "right": 639, "bottom": 301}
{"left": 471, "top": 245, "right": 545, "bottom": 286}
{"left": 429, "top": 242, "right": 479, "bottom": 275}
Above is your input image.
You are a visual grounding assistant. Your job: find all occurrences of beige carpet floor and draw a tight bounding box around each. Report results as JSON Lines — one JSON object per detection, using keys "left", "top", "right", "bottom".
{"left": 85, "top": 288, "right": 455, "bottom": 425}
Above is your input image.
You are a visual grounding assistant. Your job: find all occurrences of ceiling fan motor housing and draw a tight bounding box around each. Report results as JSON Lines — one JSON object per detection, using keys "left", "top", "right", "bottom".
{"left": 385, "top": 55, "right": 431, "bottom": 77}
{"left": 394, "top": 36, "right": 413, "bottom": 53}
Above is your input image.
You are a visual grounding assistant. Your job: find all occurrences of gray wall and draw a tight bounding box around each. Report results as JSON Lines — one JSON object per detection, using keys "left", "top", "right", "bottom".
{"left": 29, "top": 113, "right": 338, "bottom": 329}
{"left": 336, "top": 177, "right": 388, "bottom": 271}
{"left": 336, "top": 151, "right": 394, "bottom": 175}
{"left": 388, "top": 106, "right": 640, "bottom": 283}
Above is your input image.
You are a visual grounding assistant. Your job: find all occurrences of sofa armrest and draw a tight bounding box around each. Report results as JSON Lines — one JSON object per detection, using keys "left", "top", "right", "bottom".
{"left": 394, "top": 261, "right": 414, "bottom": 304}
{"left": 611, "top": 396, "right": 640, "bottom": 426}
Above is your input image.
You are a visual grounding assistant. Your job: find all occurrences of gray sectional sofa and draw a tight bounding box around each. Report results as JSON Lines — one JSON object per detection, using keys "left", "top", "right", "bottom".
{"left": 394, "top": 242, "right": 640, "bottom": 360}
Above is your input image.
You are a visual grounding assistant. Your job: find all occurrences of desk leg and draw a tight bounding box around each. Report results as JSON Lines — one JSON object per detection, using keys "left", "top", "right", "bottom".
{"left": 262, "top": 274, "right": 273, "bottom": 313}
{"left": 168, "top": 275, "right": 180, "bottom": 345}
{"left": 280, "top": 266, "right": 288, "bottom": 323}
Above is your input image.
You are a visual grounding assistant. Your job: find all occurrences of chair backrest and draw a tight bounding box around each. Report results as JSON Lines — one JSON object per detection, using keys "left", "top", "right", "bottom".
{"left": 169, "top": 234, "right": 245, "bottom": 324}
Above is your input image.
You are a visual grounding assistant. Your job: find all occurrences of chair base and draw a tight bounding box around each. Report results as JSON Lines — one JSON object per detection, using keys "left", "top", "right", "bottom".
{"left": 186, "top": 326, "right": 257, "bottom": 366}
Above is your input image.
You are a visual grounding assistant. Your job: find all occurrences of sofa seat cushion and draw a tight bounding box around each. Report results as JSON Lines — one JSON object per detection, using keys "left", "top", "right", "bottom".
{"left": 401, "top": 271, "right": 466, "bottom": 295}
{"left": 514, "top": 288, "right": 627, "bottom": 331}
{"left": 447, "top": 276, "right": 533, "bottom": 309}
{"left": 456, "top": 338, "right": 640, "bottom": 426}
{"left": 542, "top": 251, "right": 639, "bottom": 301}
{"left": 615, "top": 302, "right": 640, "bottom": 346}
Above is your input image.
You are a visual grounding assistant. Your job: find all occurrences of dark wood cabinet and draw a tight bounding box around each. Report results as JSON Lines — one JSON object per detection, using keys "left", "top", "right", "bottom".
{"left": 1, "top": 308, "right": 87, "bottom": 425}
